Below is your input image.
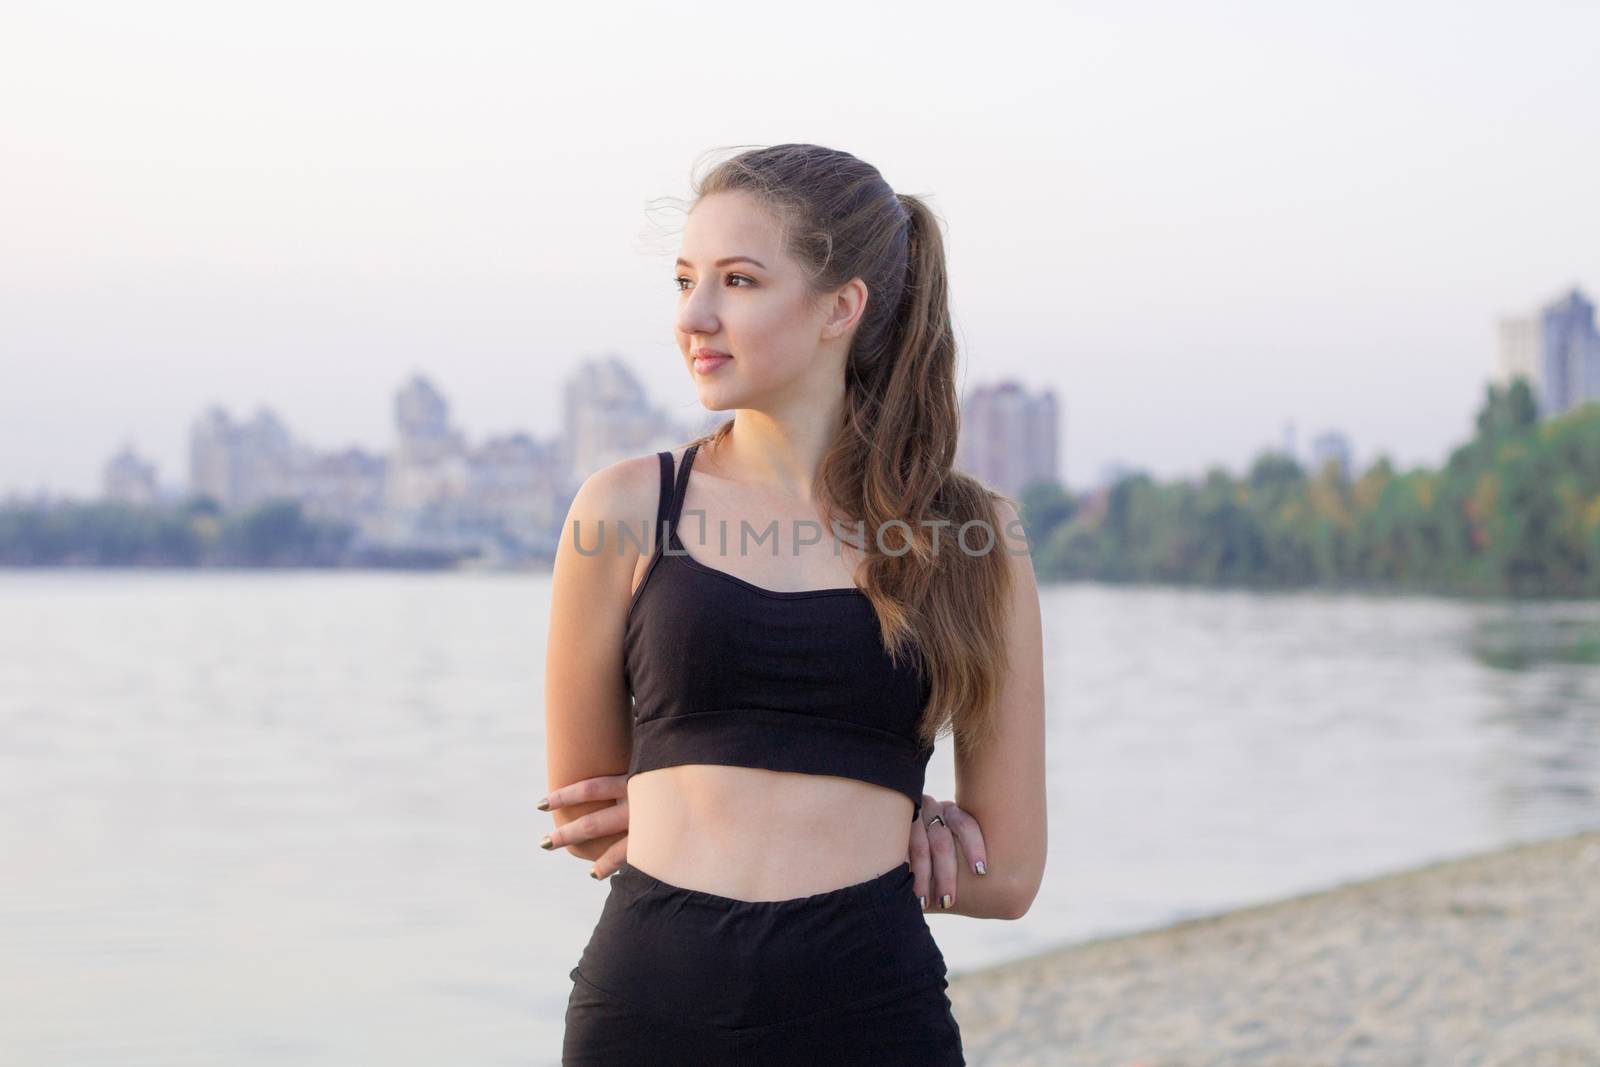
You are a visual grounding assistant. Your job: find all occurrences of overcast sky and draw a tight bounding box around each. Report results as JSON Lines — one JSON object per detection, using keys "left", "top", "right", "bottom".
{"left": 3, "top": 0, "right": 1597, "bottom": 499}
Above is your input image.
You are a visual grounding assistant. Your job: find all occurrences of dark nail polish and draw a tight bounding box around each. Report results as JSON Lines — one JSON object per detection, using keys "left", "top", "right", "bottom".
{"left": 940, "top": 894, "right": 952, "bottom": 909}
{"left": 590, "top": 868, "right": 601, "bottom": 879}
{"left": 539, "top": 835, "right": 554, "bottom": 850}
{"left": 536, "top": 798, "right": 550, "bottom": 811}
{"left": 918, "top": 896, "right": 927, "bottom": 910}
{"left": 975, "top": 859, "right": 987, "bottom": 876}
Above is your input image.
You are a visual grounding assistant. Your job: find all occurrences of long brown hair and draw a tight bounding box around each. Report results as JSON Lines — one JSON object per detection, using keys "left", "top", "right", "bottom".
{"left": 669, "top": 143, "right": 1016, "bottom": 753}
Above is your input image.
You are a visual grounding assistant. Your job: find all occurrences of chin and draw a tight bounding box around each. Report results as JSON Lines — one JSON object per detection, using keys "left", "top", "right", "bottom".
{"left": 691, "top": 370, "right": 747, "bottom": 406}
{"left": 695, "top": 390, "right": 742, "bottom": 412}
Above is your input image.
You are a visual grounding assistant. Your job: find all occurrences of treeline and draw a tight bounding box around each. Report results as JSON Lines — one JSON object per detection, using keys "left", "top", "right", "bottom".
{"left": 1021, "top": 380, "right": 1600, "bottom": 598}
{"left": 0, "top": 496, "right": 368, "bottom": 567}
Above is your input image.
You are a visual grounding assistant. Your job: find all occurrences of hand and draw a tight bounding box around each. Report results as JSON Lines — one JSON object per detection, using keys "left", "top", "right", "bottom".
{"left": 538, "top": 774, "right": 630, "bottom": 878}
{"left": 909, "top": 794, "right": 987, "bottom": 912}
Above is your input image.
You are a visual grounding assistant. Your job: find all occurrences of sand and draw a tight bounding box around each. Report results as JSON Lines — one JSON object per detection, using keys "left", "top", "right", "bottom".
{"left": 947, "top": 828, "right": 1600, "bottom": 1067}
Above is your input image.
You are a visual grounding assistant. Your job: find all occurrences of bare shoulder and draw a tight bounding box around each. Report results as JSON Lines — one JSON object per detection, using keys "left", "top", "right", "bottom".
{"left": 991, "top": 498, "right": 1034, "bottom": 564}
{"left": 985, "top": 497, "right": 1038, "bottom": 622}
{"left": 569, "top": 451, "right": 665, "bottom": 525}
{"left": 561, "top": 450, "right": 675, "bottom": 562}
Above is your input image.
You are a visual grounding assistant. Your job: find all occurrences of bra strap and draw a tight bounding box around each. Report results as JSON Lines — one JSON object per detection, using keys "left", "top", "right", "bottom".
{"left": 665, "top": 443, "right": 698, "bottom": 538}
{"left": 653, "top": 451, "right": 673, "bottom": 544}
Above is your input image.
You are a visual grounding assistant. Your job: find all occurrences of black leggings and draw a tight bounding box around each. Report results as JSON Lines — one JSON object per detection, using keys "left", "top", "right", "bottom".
{"left": 562, "top": 859, "right": 965, "bottom": 1066}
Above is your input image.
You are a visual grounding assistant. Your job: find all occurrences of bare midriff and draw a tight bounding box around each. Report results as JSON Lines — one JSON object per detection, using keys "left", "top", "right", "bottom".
{"left": 625, "top": 764, "right": 915, "bottom": 900}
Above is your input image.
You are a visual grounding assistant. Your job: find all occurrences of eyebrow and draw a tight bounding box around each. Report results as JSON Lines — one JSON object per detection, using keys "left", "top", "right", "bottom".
{"left": 675, "top": 255, "right": 767, "bottom": 270}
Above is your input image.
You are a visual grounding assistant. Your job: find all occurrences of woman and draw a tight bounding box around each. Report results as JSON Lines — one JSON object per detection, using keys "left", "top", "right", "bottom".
{"left": 542, "top": 143, "right": 1047, "bottom": 1066}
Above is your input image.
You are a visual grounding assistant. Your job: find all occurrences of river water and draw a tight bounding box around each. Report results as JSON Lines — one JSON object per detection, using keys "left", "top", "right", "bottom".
{"left": 1, "top": 570, "right": 1596, "bottom": 1064}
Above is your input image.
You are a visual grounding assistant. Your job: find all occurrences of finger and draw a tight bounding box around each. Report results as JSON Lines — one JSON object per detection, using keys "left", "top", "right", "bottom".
{"left": 907, "top": 816, "right": 931, "bottom": 910}
{"left": 925, "top": 805, "right": 958, "bottom": 910}
{"left": 590, "top": 835, "right": 629, "bottom": 880}
{"left": 540, "top": 802, "right": 628, "bottom": 851}
{"left": 941, "top": 803, "right": 988, "bottom": 876}
{"left": 539, "top": 774, "right": 629, "bottom": 811}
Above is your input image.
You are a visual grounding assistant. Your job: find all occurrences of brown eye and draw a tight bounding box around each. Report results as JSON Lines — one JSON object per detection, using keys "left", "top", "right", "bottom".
{"left": 674, "top": 274, "right": 751, "bottom": 291}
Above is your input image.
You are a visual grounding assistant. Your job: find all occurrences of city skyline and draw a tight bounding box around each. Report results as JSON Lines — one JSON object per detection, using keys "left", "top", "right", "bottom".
{"left": 59, "top": 360, "right": 1336, "bottom": 507}
{"left": 98, "top": 366, "right": 1073, "bottom": 496}
{"left": 81, "top": 365, "right": 1070, "bottom": 563}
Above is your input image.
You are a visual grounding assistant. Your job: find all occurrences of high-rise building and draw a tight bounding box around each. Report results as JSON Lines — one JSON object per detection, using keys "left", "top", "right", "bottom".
{"left": 956, "top": 380, "right": 1061, "bottom": 496}
{"left": 102, "top": 444, "right": 159, "bottom": 505}
{"left": 1495, "top": 316, "right": 1540, "bottom": 390}
{"left": 186, "top": 405, "right": 298, "bottom": 510}
{"left": 562, "top": 357, "right": 690, "bottom": 485}
{"left": 233, "top": 409, "right": 297, "bottom": 508}
{"left": 1309, "top": 430, "right": 1354, "bottom": 481}
{"left": 395, "top": 373, "right": 459, "bottom": 464}
{"left": 388, "top": 374, "right": 469, "bottom": 510}
{"left": 1537, "top": 288, "right": 1600, "bottom": 417}
{"left": 376, "top": 373, "right": 569, "bottom": 557}
{"left": 188, "top": 406, "right": 235, "bottom": 506}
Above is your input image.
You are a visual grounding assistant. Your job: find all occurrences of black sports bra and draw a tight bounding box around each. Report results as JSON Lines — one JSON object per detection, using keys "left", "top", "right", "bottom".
{"left": 623, "top": 443, "right": 936, "bottom": 821}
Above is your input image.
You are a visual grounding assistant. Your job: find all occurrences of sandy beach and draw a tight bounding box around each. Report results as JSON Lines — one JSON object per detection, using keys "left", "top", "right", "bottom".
{"left": 947, "top": 828, "right": 1600, "bottom": 1067}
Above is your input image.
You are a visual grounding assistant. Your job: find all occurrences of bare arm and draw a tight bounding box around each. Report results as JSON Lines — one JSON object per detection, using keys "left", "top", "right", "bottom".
{"left": 542, "top": 458, "right": 654, "bottom": 863}
{"left": 937, "top": 498, "right": 1048, "bottom": 919}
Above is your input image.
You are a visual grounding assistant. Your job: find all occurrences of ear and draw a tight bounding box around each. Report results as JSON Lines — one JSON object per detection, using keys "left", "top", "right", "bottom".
{"left": 819, "top": 278, "right": 869, "bottom": 342}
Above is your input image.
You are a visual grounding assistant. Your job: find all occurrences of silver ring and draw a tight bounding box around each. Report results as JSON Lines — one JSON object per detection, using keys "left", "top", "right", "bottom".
{"left": 926, "top": 814, "right": 946, "bottom": 830}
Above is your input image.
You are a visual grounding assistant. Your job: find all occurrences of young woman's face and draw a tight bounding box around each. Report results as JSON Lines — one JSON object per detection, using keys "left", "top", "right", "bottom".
{"left": 673, "top": 190, "right": 836, "bottom": 410}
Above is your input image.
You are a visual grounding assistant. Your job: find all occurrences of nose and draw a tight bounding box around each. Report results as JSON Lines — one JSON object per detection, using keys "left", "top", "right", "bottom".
{"left": 675, "top": 278, "right": 719, "bottom": 338}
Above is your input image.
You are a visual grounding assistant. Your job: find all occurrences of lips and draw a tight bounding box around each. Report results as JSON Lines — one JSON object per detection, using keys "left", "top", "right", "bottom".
{"left": 694, "top": 354, "right": 731, "bottom": 374}
{"left": 692, "top": 348, "right": 731, "bottom": 375}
